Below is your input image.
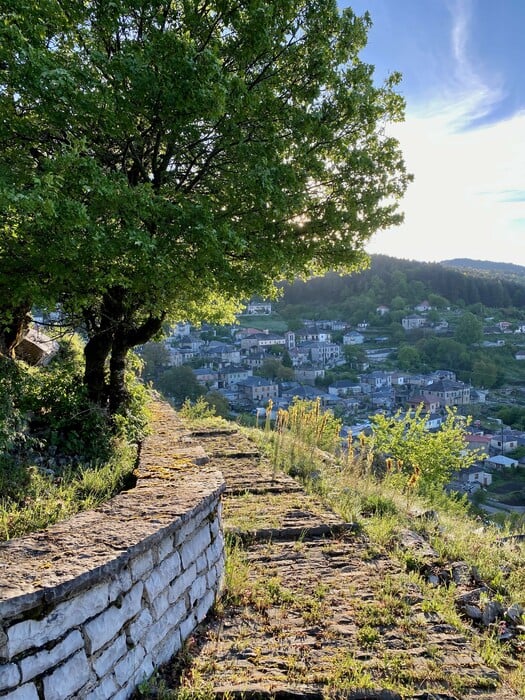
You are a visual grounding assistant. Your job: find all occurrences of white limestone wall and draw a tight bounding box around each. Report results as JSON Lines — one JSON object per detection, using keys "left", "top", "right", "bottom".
{"left": 0, "top": 492, "right": 224, "bottom": 700}
{"left": 0, "top": 401, "right": 225, "bottom": 699}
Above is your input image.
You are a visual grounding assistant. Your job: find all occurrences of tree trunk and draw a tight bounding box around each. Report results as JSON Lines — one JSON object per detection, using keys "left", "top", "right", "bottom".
{"left": 83, "top": 330, "right": 114, "bottom": 408}
{"left": 0, "top": 301, "right": 32, "bottom": 358}
{"left": 108, "top": 313, "right": 165, "bottom": 415}
{"left": 108, "top": 332, "right": 129, "bottom": 415}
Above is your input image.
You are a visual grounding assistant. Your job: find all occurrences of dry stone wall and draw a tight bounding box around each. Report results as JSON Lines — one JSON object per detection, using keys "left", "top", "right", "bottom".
{"left": 0, "top": 402, "right": 225, "bottom": 699}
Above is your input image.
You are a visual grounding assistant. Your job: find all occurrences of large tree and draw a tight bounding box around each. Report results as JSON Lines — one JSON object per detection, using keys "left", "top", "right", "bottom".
{"left": 0, "top": 0, "right": 410, "bottom": 412}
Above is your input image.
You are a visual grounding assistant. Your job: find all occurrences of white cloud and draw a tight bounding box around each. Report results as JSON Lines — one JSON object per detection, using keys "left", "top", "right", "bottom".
{"left": 367, "top": 1, "right": 525, "bottom": 266}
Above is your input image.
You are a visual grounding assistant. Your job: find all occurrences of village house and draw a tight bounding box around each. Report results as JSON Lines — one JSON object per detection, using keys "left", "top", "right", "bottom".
{"left": 240, "top": 332, "right": 286, "bottom": 352}
{"left": 490, "top": 431, "right": 518, "bottom": 454}
{"left": 463, "top": 433, "right": 491, "bottom": 454}
{"left": 15, "top": 328, "right": 59, "bottom": 366}
{"left": 328, "top": 380, "right": 362, "bottom": 397}
{"left": 376, "top": 305, "right": 390, "bottom": 316}
{"left": 402, "top": 314, "right": 426, "bottom": 331}
{"left": 414, "top": 300, "right": 432, "bottom": 312}
{"left": 201, "top": 342, "right": 241, "bottom": 364}
{"left": 193, "top": 367, "right": 219, "bottom": 388}
{"left": 362, "top": 370, "right": 392, "bottom": 391}
{"left": 296, "top": 326, "right": 332, "bottom": 343}
{"left": 245, "top": 301, "right": 272, "bottom": 315}
{"left": 460, "top": 466, "right": 493, "bottom": 488}
{"left": 421, "top": 379, "right": 471, "bottom": 406}
{"left": 343, "top": 330, "right": 365, "bottom": 345}
{"left": 281, "top": 383, "right": 328, "bottom": 404}
{"left": 217, "top": 365, "right": 253, "bottom": 389}
{"left": 300, "top": 341, "right": 341, "bottom": 365}
{"left": 294, "top": 366, "right": 326, "bottom": 384}
{"left": 167, "top": 347, "right": 196, "bottom": 367}
{"left": 408, "top": 394, "right": 441, "bottom": 413}
{"left": 288, "top": 347, "right": 310, "bottom": 367}
{"left": 371, "top": 387, "right": 395, "bottom": 409}
{"left": 242, "top": 352, "right": 267, "bottom": 369}
{"left": 237, "top": 376, "right": 279, "bottom": 403}
{"left": 485, "top": 455, "right": 519, "bottom": 470}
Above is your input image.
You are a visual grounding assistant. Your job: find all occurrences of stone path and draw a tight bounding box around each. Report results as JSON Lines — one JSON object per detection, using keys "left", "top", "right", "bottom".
{"left": 146, "top": 423, "right": 523, "bottom": 700}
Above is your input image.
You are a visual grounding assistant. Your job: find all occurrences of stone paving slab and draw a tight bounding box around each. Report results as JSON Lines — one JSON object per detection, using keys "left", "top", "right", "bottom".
{"left": 146, "top": 424, "right": 522, "bottom": 700}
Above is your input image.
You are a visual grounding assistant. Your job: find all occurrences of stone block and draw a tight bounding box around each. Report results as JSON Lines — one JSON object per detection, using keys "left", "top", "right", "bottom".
{"left": 42, "top": 650, "right": 90, "bottom": 700}
{"left": 84, "top": 674, "right": 120, "bottom": 700}
{"left": 209, "top": 513, "right": 221, "bottom": 538}
{"left": 156, "top": 535, "right": 174, "bottom": 564}
{"left": 130, "top": 549, "right": 154, "bottom": 582}
{"left": 130, "top": 654, "right": 154, "bottom": 691}
{"left": 20, "top": 629, "right": 83, "bottom": 683}
{"left": 127, "top": 609, "right": 153, "bottom": 646}
{"left": 143, "top": 599, "right": 186, "bottom": 655}
{"left": 144, "top": 552, "right": 181, "bottom": 603}
{"left": 108, "top": 569, "right": 133, "bottom": 603}
{"left": 84, "top": 582, "right": 143, "bottom": 654}
{"left": 180, "top": 525, "right": 211, "bottom": 571}
{"left": 179, "top": 611, "right": 197, "bottom": 643}
{"left": 206, "top": 534, "right": 224, "bottom": 568}
{"left": 152, "top": 628, "right": 182, "bottom": 667}
{"left": 7, "top": 583, "right": 109, "bottom": 658}
{"left": 113, "top": 644, "right": 145, "bottom": 687}
{"left": 93, "top": 634, "right": 127, "bottom": 679}
{"left": 189, "top": 575, "right": 207, "bottom": 608}
{"left": 151, "top": 589, "right": 170, "bottom": 621}
{"left": 173, "top": 503, "right": 213, "bottom": 546}
{"left": 168, "top": 563, "right": 196, "bottom": 605}
{"left": 206, "top": 565, "right": 217, "bottom": 590}
{"left": 196, "top": 552, "right": 207, "bottom": 574}
{"left": 1, "top": 684, "right": 39, "bottom": 700}
{"left": 195, "top": 589, "right": 215, "bottom": 624}
{"left": 0, "top": 662, "right": 20, "bottom": 691}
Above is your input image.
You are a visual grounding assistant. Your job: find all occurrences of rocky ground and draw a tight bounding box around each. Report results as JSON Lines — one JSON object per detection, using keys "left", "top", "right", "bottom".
{"left": 138, "top": 422, "right": 524, "bottom": 700}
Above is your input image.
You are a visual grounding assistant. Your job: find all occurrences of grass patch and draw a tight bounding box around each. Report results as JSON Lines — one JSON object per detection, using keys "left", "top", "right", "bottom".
{"left": 0, "top": 441, "right": 136, "bottom": 541}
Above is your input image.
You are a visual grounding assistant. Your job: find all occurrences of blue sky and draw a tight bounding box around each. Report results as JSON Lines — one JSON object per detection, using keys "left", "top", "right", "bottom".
{"left": 343, "top": 0, "right": 525, "bottom": 266}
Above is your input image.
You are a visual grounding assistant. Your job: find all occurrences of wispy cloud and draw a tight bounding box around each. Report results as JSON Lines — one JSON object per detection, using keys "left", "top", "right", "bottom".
{"left": 416, "top": 0, "right": 503, "bottom": 130}
{"left": 367, "top": 1, "right": 525, "bottom": 265}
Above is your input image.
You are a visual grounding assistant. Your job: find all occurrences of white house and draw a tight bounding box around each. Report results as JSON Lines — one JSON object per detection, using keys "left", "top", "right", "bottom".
{"left": 490, "top": 432, "right": 518, "bottom": 454}
{"left": 485, "top": 455, "right": 519, "bottom": 470}
{"left": 402, "top": 315, "right": 426, "bottom": 331}
{"left": 414, "top": 300, "right": 432, "bottom": 312}
{"left": 343, "top": 331, "right": 364, "bottom": 345}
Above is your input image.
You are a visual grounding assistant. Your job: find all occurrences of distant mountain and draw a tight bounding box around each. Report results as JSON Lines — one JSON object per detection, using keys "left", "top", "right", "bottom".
{"left": 441, "top": 258, "right": 525, "bottom": 284}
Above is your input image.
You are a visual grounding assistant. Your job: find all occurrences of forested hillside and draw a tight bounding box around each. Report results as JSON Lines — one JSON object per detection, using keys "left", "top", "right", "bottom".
{"left": 277, "top": 255, "right": 525, "bottom": 319}
{"left": 442, "top": 258, "right": 525, "bottom": 286}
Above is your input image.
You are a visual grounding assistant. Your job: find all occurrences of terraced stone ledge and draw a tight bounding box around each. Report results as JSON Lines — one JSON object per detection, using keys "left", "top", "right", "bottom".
{"left": 0, "top": 401, "right": 225, "bottom": 700}
{"left": 150, "top": 422, "right": 522, "bottom": 700}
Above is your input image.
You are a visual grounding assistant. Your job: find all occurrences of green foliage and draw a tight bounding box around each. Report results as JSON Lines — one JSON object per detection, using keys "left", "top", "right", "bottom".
{"left": 21, "top": 356, "right": 110, "bottom": 459}
{"left": 454, "top": 311, "right": 484, "bottom": 345}
{"left": 139, "top": 343, "right": 171, "bottom": 382}
{"left": 157, "top": 366, "right": 203, "bottom": 407}
{"left": 0, "top": 358, "right": 28, "bottom": 454}
{"left": 496, "top": 406, "right": 525, "bottom": 430}
{"left": 397, "top": 344, "right": 422, "bottom": 372}
{"left": 280, "top": 398, "right": 342, "bottom": 453}
{"left": 203, "top": 391, "right": 230, "bottom": 419}
{"left": 367, "top": 406, "right": 483, "bottom": 495}
{"left": 0, "top": 442, "right": 136, "bottom": 541}
{"left": 1, "top": 0, "right": 410, "bottom": 411}
{"left": 256, "top": 357, "right": 294, "bottom": 381}
{"left": 179, "top": 396, "right": 216, "bottom": 421}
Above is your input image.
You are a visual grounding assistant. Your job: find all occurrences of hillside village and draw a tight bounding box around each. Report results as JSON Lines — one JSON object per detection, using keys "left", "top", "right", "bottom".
{"left": 141, "top": 299, "right": 525, "bottom": 508}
